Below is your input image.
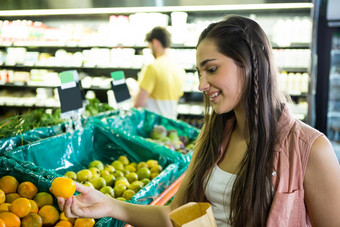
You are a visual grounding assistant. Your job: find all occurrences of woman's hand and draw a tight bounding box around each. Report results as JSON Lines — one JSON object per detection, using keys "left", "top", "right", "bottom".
{"left": 57, "top": 182, "right": 113, "bottom": 219}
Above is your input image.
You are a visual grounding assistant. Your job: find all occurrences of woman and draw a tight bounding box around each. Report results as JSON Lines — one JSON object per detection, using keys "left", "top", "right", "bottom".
{"left": 58, "top": 15, "right": 340, "bottom": 226}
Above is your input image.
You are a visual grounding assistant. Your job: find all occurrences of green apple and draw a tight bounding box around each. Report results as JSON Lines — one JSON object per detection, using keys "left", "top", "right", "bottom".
{"left": 88, "top": 160, "right": 104, "bottom": 171}
{"left": 77, "top": 169, "right": 93, "bottom": 182}
{"left": 89, "top": 167, "right": 100, "bottom": 178}
{"left": 89, "top": 177, "right": 106, "bottom": 190}
{"left": 64, "top": 171, "right": 77, "bottom": 180}
{"left": 100, "top": 186, "right": 114, "bottom": 197}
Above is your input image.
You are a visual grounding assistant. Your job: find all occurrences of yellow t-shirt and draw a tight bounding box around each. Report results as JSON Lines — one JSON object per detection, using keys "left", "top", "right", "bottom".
{"left": 139, "top": 55, "right": 185, "bottom": 119}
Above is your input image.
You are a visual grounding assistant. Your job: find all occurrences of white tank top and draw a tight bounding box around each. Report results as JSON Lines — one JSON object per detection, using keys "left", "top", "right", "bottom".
{"left": 204, "top": 165, "right": 236, "bottom": 227}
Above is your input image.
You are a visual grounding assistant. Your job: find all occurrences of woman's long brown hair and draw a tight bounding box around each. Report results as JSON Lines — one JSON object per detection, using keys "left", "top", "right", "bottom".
{"left": 184, "top": 15, "right": 285, "bottom": 226}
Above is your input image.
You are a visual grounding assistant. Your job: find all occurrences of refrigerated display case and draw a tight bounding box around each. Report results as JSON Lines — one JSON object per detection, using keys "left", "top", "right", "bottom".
{"left": 314, "top": 0, "right": 340, "bottom": 160}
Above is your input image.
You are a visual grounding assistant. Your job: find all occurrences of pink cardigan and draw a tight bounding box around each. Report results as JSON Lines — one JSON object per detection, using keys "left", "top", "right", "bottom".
{"left": 220, "top": 105, "right": 322, "bottom": 226}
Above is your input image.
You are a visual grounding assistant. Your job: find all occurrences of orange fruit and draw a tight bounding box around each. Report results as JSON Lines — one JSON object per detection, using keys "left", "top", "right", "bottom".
{"left": 0, "top": 175, "right": 19, "bottom": 194}
{"left": 0, "top": 211, "right": 21, "bottom": 227}
{"left": 38, "top": 205, "right": 59, "bottom": 226}
{"left": 51, "top": 177, "right": 76, "bottom": 199}
{"left": 55, "top": 220, "right": 73, "bottom": 227}
{"left": 0, "top": 203, "right": 11, "bottom": 212}
{"left": 5, "top": 193, "right": 20, "bottom": 203}
{"left": 33, "top": 192, "right": 53, "bottom": 208}
{"left": 60, "top": 211, "right": 76, "bottom": 224}
{"left": 21, "top": 212, "right": 43, "bottom": 227}
{"left": 29, "top": 199, "right": 39, "bottom": 213}
{"left": 0, "top": 190, "right": 5, "bottom": 204}
{"left": 17, "top": 181, "right": 38, "bottom": 199}
{"left": 0, "top": 218, "right": 5, "bottom": 227}
{"left": 9, "top": 197, "right": 32, "bottom": 218}
{"left": 74, "top": 218, "right": 95, "bottom": 227}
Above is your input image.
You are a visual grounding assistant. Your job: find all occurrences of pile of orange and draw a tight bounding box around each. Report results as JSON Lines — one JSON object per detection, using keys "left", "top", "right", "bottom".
{"left": 0, "top": 175, "right": 95, "bottom": 227}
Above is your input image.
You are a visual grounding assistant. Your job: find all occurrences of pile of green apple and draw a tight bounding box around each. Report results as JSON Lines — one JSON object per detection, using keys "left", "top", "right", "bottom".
{"left": 146, "top": 125, "right": 195, "bottom": 154}
{"left": 63, "top": 156, "right": 163, "bottom": 201}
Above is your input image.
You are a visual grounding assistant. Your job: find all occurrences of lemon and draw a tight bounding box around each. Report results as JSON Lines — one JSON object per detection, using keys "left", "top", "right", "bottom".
{"left": 137, "top": 167, "right": 151, "bottom": 180}
{"left": 88, "top": 160, "right": 104, "bottom": 171}
{"left": 137, "top": 162, "right": 148, "bottom": 170}
{"left": 128, "top": 181, "right": 144, "bottom": 193}
{"left": 100, "top": 170, "right": 110, "bottom": 177}
{"left": 113, "top": 170, "right": 124, "bottom": 179}
{"left": 89, "top": 177, "right": 106, "bottom": 190}
{"left": 146, "top": 160, "right": 158, "bottom": 168}
{"left": 122, "top": 189, "right": 135, "bottom": 200}
{"left": 103, "top": 175, "right": 115, "bottom": 187}
{"left": 114, "top": 184, "right": 127, "bottom": 197}
{"left": 64, "top": 171, "right": 77, "bottom": 181}
{"left": 141, "top": 178, "right": 151, "bottom": 186}
{"left": 125, "top": 173, "right": 138, "bottom": 183}
{"left": 150, "top": 165, "right": 163, "bottom": 173}
{"left": 118, "top": 155, "right": 130, "bottom": 166}
{"left": 77, "top": 169, "right": 92, "bottom": 182}
{"left": 125, "top": 165, "right": 136, "bottom": 172}
{"left": 100, "top": 186, "right": 114, "bottom": 197}
{"left": 116, "top": 197, "right": 126, "bottom": 202}
{"left": 115, "top": 177, "right": 129, "bottom": 188}
{"left": 104, "top": 165, "right": 115, "bottom": 174}
{"left": 89, "top": 167, "right": 100, "bottom": 178}
{"left": 83, "top": 181, "right": 94, "bottom": 189}
{"left": 111, "top": 161, "right": 124, "bottom": 171}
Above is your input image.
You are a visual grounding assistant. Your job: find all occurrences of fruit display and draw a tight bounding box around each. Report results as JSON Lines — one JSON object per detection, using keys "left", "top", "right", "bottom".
{"left": 100, "top": 108, "right": 200, "bottom": 157}
{"left": 0, "top": 174, "right": 95, "bottom": 227}
{"left": 63, "top": 156, "right": 163, "bottom": 201}
{"left": 146, "top": 125, "right": 195, "bottom": 154}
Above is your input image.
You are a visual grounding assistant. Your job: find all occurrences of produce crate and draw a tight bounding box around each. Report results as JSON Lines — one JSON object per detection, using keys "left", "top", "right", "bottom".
{"left": 4, "top": 121, "right": 185, "bottom": 226}
{"left": 0, "top": 108, "right": 120, "bottom": 153}
{"left": 0, "top": 156, "right": 119, "bottom": 226}
{"left": 96, "top": 108, "right": 201, "bottom": 167}
{"left": 0, "top": 123, "right": 66, "bottom": 153}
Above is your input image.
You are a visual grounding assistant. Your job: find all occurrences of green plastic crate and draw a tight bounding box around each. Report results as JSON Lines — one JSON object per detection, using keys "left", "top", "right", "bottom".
{"left": 97, "top": 108, "right": 200, "bottom": 167}
{"left": 4, "top": 121, "right": 187, "bottom": 226}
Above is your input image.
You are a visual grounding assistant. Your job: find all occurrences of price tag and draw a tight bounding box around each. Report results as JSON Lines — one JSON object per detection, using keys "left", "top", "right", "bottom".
{"left": 57, "top": 70, "right": 83, "bottom": 114}
{"left": 110, "top": 71, "right": 131, "bottom": 103}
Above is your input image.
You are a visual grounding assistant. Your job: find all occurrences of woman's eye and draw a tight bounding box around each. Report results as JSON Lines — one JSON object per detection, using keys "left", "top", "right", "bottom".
{"left": 208, "top": 67, "right": 217, "bottom": 73}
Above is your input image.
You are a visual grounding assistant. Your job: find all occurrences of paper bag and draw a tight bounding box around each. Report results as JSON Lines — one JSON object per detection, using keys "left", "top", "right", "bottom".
{"left": 169, "top": 202, "right": 217, "bottom": 227}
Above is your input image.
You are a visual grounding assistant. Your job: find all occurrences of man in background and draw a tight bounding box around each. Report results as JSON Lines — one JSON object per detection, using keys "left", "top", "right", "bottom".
{"left": 133, "top": 26, "right": 185, "bottom": 119}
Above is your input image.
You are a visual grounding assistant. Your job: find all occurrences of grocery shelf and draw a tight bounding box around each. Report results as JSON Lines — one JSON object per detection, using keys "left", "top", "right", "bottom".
{"left": 0, "top": 42, "right": 311, "bottom": 50}
{"left": 0, "top": 64, "right": 197, "bottom": 74}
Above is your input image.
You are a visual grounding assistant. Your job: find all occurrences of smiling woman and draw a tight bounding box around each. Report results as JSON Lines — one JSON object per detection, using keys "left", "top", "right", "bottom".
{"left": 196, "top": 41, "right": 244, "bottom": 114}
{"left": 56, "top": 15, "right": 340, "bottom": 227}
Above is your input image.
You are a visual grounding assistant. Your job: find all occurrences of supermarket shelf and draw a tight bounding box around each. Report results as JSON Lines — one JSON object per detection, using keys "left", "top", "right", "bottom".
{"left": 0, "top": 64, "right": 197, "bottom": 74}
{"left": 279, "top": 67, "right": 309, "bottom": 73}
{"left": 0, "top": 42, "right": 310, "bottom": 50}
{"left": 0, "top": 97, "right": 60, "bottom": 108}
{"left": 0, "top": 81, "right": 110, "bottom": 90}
{"left": 0, "top": 42, "right": 197, "bottom": 50}
{"left": 124, "top": 172, "right": 186, "bottom": 227}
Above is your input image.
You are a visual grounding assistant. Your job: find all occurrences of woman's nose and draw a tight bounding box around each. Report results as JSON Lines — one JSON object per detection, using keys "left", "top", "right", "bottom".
{"left": 198, "top": 75, "right": 209, "bottom": 92}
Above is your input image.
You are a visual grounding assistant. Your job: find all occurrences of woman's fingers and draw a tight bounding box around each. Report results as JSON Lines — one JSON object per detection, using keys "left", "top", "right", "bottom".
{"left": 63, "top": 197, "right": 79, "bottom": 218}
{"left": 57, "top": 197, "right": 65, "bottom": 211}
{"left": 75, "top": 182, "right": 91, "bottom": 194}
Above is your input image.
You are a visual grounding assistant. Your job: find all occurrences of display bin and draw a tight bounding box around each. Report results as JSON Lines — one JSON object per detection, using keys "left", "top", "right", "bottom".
{"left": 3, "top": 121, "right": 187, "bottom": 226}
{"left": 0, "top": 156, "right": 121, "bottom": 226}
{"left": 0, "top": 123, "right": 66, "bottom": 153}
{"left": 0, "top": 109, "right": 121, "bottom": 153}
{"left": 97, "top": 108, "right": 201, "bottom": 168}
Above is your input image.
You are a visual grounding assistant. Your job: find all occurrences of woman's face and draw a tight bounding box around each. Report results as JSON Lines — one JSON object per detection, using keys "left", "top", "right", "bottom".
{"left": 196, "top": 39, "right": 244, "bottom": 114}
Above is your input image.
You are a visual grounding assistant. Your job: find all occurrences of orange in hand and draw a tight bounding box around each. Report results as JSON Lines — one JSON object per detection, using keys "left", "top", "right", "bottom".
{"left": 51, "top": 177, "right": 76, "bottom": 199}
